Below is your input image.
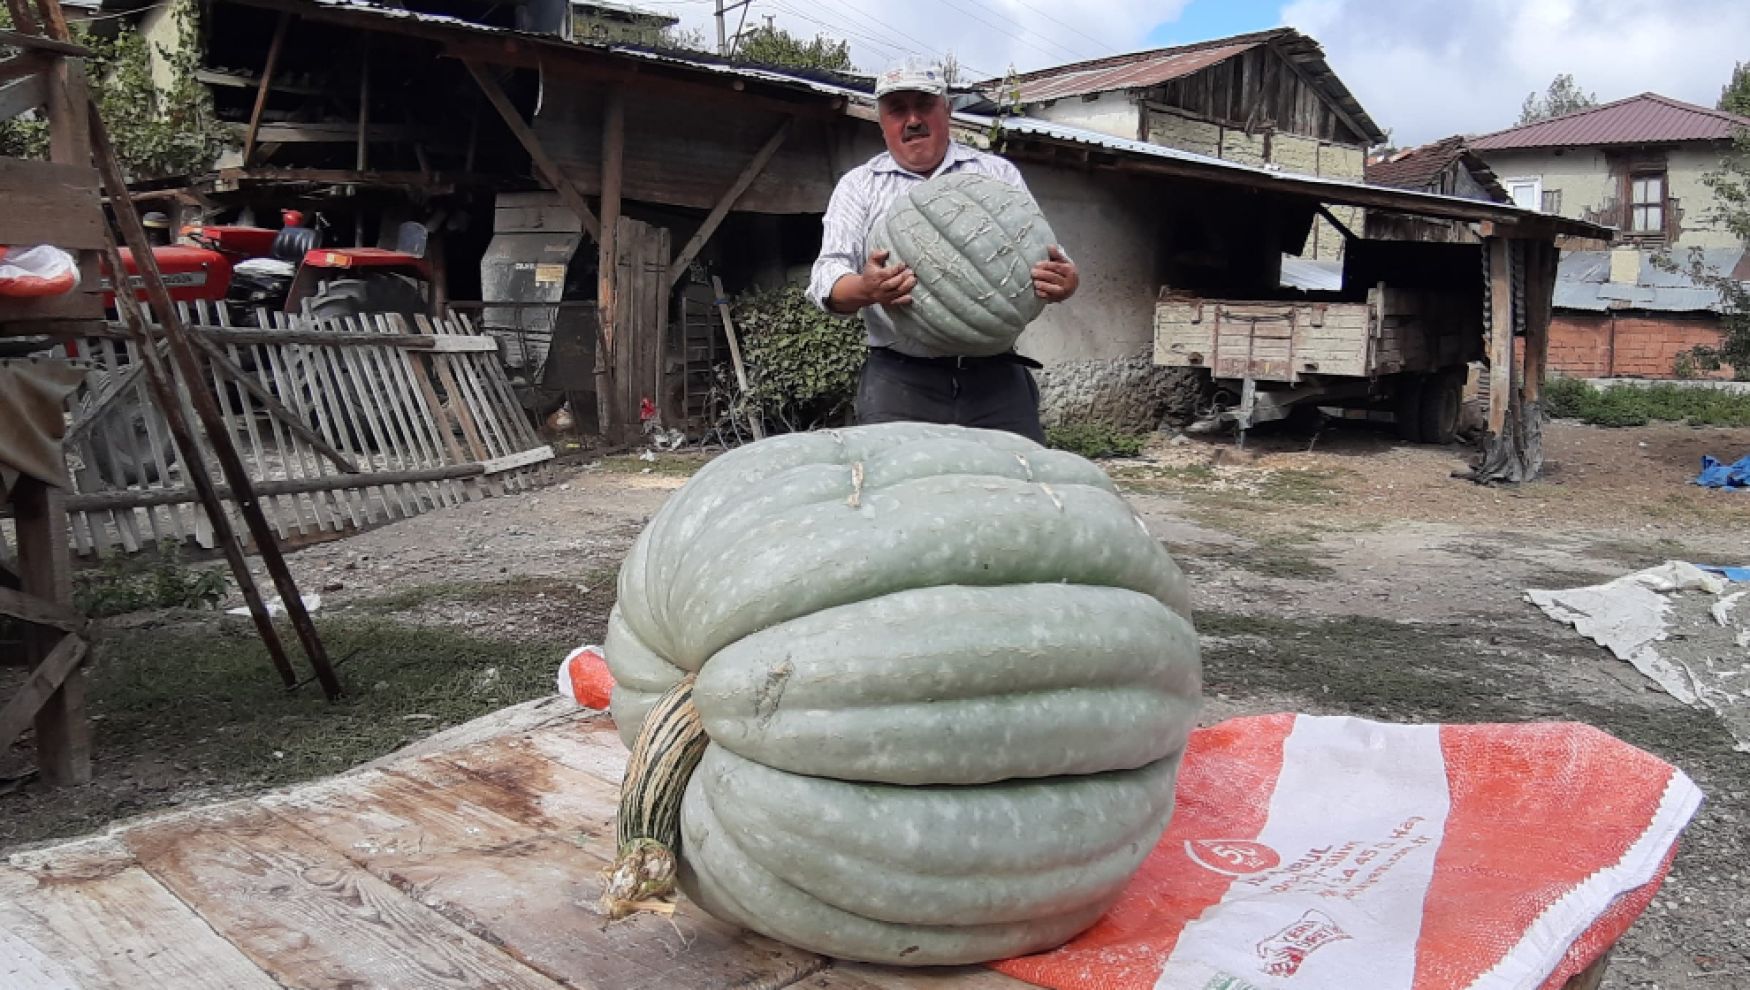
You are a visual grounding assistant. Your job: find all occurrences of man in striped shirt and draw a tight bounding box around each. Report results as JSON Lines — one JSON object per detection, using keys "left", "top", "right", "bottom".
{"left": 807, "top": 58, "right": 1078, "bottom": 443}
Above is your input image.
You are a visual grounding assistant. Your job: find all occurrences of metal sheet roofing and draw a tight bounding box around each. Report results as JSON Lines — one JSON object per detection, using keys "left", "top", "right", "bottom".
{"left": 220, "top": 0, "right": 1601, "bottom": 236}
{"left": 1470, "top": 93, "right": 1750, "bottom": 151}
{"left": 1553, "top": 247, "right": 1746, "bottom": 313}
{"left": 998, "top": 42, "right": 1255, "bottom": 104}
{"left": 979, "top": 28, "right": 1386, "bottom": 145}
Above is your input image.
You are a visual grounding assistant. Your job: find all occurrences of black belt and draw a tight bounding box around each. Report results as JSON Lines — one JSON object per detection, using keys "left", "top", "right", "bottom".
{"left": 870, "top": 346, "right": 1043, "bottom": 370}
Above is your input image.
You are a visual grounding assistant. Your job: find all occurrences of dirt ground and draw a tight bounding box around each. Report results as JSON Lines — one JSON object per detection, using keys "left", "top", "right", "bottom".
{"left": 8, "top": 418, "right": 1750, "bottom": 988}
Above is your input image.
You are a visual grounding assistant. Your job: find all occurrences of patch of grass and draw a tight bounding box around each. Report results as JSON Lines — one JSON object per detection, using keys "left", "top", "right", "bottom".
{"left": 1193, "top": 532, "right": 1336, "bottom": 581}
{"left": 72, "top": 541, "right": 228, "bottom": 618}
{"left": 595, "top": 452, "right": 711, "bottom": 476}
{"left": 1, "top": 616, "right": 573, "bottom": 850}
{"left": 1047, "top": 422, "right": 1147, "bottom": 459}
{"left": 351, "top": 574, "right": 610, "bottom": 616}
{"left": 1545, "top": 377, "right": 1750, "bottom": 428}
{"left": 1256, "top": 469, "right": 1349, "bottom": 506}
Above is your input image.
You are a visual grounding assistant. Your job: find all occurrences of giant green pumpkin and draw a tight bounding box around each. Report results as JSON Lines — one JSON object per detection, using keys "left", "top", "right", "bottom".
{"left": 866, "top": 171, "right": 1058, "bottom": 357}
{"left": 603, "top": 422, "right": 1200, "bottom": 966}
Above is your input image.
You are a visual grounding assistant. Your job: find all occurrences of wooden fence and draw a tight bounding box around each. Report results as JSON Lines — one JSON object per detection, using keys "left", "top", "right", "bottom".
{"left": 9, "top": 303, "right": 554, "bottom": 559}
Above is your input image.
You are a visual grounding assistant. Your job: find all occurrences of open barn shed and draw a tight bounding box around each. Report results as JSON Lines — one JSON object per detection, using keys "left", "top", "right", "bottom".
{"left": 138, "top": 0, "right": 1604, "bottom": 477}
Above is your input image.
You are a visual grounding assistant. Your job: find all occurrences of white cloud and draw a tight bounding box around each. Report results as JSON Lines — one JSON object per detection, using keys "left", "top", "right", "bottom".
{"left": 1281, "top": 0, "right": 1750, "bottom": 145}
{"left": 662, "top": 0, "right": 1193, "bottom": 83}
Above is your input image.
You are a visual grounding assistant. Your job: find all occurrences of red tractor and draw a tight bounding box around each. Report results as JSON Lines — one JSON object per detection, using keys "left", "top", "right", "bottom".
{"left": 104, "top": 210, "right": 434, "bottom": 323}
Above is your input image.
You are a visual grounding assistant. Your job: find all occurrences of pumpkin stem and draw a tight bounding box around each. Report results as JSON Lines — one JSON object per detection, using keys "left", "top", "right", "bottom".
{"left": 598, "top": 674, "right": 707, "bottom": 920}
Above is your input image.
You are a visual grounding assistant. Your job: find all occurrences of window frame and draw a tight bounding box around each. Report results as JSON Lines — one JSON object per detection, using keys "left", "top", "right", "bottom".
{"left": 1627, "top": 169, "right": 1667, "bottom": 237}
{"left": 1504, "top": 176, "right": 1543, "bottom": 212}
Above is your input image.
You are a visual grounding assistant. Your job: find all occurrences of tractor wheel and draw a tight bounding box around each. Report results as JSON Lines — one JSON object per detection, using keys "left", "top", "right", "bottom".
{"left": 1393, "top": 374, "right": 1426, "bottom": 444}
{"left": 307, "top": 275, "right": 424, "bottom": 325}
{"left": 1418, "top": 369, "right": 1463, "bottom": 445}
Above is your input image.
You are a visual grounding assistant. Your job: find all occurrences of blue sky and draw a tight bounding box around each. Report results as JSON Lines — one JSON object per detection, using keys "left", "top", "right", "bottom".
{"left": 1143, "top": 0, "right": 1279, "bottom": 48}
{"left": 668, "top": 0, "right": 1750, "bottom": 146}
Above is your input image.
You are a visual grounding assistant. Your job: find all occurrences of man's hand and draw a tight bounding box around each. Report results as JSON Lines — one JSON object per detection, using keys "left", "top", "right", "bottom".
{"left": 828, "top": 249, "right": 917, "bottom": 313}
{"left": 1032, "top": 245, "right": 1078, "bottom": 303}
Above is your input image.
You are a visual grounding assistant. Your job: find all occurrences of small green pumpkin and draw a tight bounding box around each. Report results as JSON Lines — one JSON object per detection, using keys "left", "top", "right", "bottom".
{"left": 866, "top": 171, "right": 1058, "bottom": 357}
{"left": 602, "top": 423, "right": 1199, "bottom": 965}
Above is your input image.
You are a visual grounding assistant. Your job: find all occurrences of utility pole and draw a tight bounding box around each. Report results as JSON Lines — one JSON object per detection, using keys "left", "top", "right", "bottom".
{"left": 716, "top": 0, "right": 753, "bottom": 56}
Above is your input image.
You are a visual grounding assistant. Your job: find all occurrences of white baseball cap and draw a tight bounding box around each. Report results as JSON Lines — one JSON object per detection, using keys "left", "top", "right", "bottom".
{"left": 875, "top": 57, "right": 947, "bottom": 98}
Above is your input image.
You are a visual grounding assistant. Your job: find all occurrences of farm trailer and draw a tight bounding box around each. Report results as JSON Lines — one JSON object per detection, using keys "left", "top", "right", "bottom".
{"left": 1154, "top": 285, "right": 1483, "bottom": 443}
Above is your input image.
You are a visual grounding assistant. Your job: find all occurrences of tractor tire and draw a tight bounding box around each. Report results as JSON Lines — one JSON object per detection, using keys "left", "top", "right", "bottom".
{"left": 307, "top": 275, "right": 424, "bottom": 325}
{"left": 1418, "top": 370, "right": 1463, "bottom": 445}
{"left": 1393, "top": 374, "right": 1426, "bottom": 444}
{"left": 83, "top": 391, "right": 177, "bottom": 487}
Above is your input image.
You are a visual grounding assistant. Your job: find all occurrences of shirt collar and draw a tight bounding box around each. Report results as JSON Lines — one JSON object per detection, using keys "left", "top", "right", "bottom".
{"left": 871, "top": 142, "right": 977, "bottom": 178}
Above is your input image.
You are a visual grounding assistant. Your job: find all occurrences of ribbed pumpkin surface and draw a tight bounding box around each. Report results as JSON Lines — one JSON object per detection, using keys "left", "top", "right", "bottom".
{"left": 605, "top": 422, "right": 1200, "bottom": 965}
{"left": 866, "top": 171, "right": 1057, "bottom": 356}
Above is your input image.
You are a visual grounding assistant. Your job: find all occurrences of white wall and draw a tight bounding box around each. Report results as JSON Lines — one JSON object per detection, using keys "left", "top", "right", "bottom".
{"left": 1480, "top": 145, "right": 1740, "bottom": 248}
{"left": 1013, "top": 163, "right": 1162, "bottom": 364}
{"left": 1026, "top": 91, "right": 1141, "bottom": 142}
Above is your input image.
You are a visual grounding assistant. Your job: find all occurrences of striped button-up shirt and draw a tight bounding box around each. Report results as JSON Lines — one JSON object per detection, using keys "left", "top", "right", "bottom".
{"left": 807, "top": 142, "right": 1035, "bottom": 355}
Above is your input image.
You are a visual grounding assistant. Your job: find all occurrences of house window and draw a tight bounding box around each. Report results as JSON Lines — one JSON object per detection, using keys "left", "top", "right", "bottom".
{"left": 1630, "top": 172, "right": 1665, "bottom": 234}
{"left": 1541, "top": 189, "right": 1562, "bottom": 214}
{"left": 1505, "top": 177, "right": 1542, "bottom": 211}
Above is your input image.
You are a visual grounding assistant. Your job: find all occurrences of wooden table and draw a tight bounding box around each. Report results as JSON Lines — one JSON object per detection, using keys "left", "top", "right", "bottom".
{"left": 0, "top": 698, "right": 1616, "bottom": 989}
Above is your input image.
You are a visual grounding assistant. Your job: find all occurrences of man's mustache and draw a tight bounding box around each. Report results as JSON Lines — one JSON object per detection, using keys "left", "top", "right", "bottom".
{"left": 903, "top": 123, "right": 931, "bottom": 139}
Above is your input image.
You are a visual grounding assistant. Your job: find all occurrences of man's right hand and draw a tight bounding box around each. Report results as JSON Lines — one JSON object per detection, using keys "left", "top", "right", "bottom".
{"left": 828, "top": 249, "right": 917, "bottom": 313}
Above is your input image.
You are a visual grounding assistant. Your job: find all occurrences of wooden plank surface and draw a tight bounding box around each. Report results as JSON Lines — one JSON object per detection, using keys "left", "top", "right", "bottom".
{"left": 261, "top": 719, "right": 831, "bottom": 990}
{"left": 0, "top": 159, "right": 102, "bottom": 249}
{"left": 0, "top": 846, "right": 280, "bottom": 989}
{"left": 123, "top": 803, "right": 567, "bottom": 990}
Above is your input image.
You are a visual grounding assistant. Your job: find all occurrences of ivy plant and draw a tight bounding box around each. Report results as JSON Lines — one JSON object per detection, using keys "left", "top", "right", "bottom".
{"left": 729, "top": 284, "right": 865, "bottom": 434}
{"left": 0, "top": 0, "right": 234, "bottom": 179}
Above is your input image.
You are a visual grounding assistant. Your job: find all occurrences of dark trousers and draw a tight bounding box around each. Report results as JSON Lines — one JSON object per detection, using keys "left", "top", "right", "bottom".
{"left": 853, "top": 346, "right": 1046, "bottom": 444}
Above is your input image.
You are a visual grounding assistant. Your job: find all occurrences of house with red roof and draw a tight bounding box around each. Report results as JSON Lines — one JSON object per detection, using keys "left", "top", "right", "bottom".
{"left": 1468, "top": 93, "right": 1750, "bottom": 379}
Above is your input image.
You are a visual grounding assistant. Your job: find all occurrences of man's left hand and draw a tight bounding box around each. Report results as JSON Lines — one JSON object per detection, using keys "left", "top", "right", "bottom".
{"left": 1032, "top": 246, "right": 1078, "bottom": 303}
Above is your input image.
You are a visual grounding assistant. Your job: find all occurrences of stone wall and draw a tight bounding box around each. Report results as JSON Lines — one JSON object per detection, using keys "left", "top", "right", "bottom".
{"left": 1035, "top": 356, "right": 1203, "bottom": 433}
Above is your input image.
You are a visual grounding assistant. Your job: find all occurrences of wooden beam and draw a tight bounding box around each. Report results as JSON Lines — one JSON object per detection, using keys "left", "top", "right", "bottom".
{"left": 666, "top": 117, "right": 793, "bottom": 289}
{"left": 0, "top": 29, "right": 86, "bottom": 57}
{"left": 1522, "top": 239, "right": 1553, "bottom": 409}
{"left": 253, "top": 122, "right": 427, "bottom": 144}
{"left": 711, "top": 274, "right": 764, "bottom": 441}
{"left": 1486, "top": 238, "right": 1513, "bottom": 436}
{"left": 597, "top": 85, "right": 624, "bottom": 440}
{"left": 0, "top": 631, "right": 87, "bottom": 760}
{"left": 8, "top": 477, "right": 88, "bottom": 785}
{"left": 0, "top": 66, "right": 45, "bottom": 119}
{"left": 0, "top": 585, "right": 86, "bottom": 635}
{"left": 60, "top": 462, "right": 492, "bottom": 512}
{"left": 463, "top": 59, "right": 600, "bottom": 241}
{"left": 242, "top": 12, "right": 292, "bottom": 165}
{"left": 0, "top": 52, "right": 51, "bottom": 86}
{"left": 1315, "top": 203, "right": 1359, "bottom": 243}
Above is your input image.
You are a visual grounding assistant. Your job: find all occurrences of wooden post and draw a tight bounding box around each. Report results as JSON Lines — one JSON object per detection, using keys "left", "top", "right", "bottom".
{"left": 597, "top": 86, "right": 624, "bottom": 441}
{"left": 12, "top": 478, "right": 89, "bottom": 785}
{"left": 242, "top": 12, "right": 291, "bottom": 166}
{"left": 355, "top": 39, "right": 369, "bottom": 173}
{"left": 1486, "top": 237, "right": 1512, "bottom": 436}
{"left": 90, "top": 108, "right": 342, "bottom": 700}
{"left": 1522, "top": 240, "right": 1552, "bottom": 410}
{"left": 710, "top": 275, "right": 764, "bottom": 441}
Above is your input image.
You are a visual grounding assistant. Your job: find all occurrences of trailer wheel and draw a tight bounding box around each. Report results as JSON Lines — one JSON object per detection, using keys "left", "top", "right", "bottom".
{"left": 1393, "top": 374, "right": 1426, "bottom": 443}
{"left": 1418, "top": 370, "right": 1463, "bottom": 445}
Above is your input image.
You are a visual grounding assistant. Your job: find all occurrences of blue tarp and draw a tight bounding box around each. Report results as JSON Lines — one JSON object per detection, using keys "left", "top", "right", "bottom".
{"left": 1699, "top": 565, "right": 1750, "bottom": 582}
{"left": 1694, "top": 455, "right": 1750, "bottom": 490}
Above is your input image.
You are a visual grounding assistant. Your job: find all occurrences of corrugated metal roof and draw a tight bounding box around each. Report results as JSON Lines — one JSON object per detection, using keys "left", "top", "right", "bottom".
{"left": 982, "top": 28, "right": 1385, "bottom": 144}
{"left": 1553, "top": 247, "right": 1746, "bottom": 313}
{"left": 1366, "top": 136, "right": 1508, "bottom": 203}
{"left": 218, "top": 0, "right": 1602, "bottom": 235}
{"left": 1470, "top": 93, "right": 1750, "bottom": 151}
{"left": 1000, "top": 42, "right": 1255, "bottom": 104}
{"left": 1279, "top": 256, "right": 1342, "bottom": 292}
